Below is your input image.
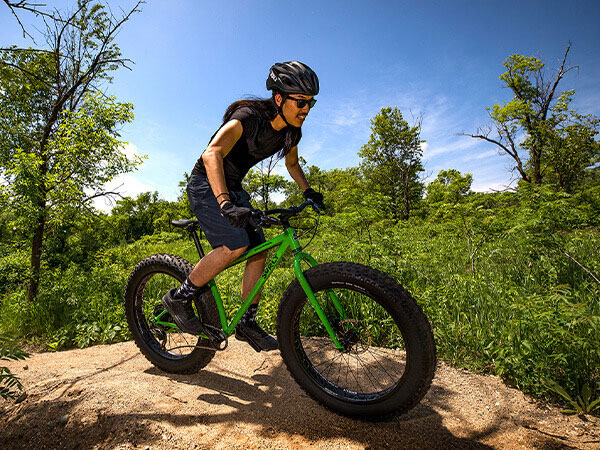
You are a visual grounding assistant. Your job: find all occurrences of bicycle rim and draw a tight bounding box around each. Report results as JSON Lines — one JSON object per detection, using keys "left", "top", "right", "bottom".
{"left": 293, "top": 286, "right": 408, "bottom": 403}
{"left": 133, "top": 271, "right": 200, "bottom": 359}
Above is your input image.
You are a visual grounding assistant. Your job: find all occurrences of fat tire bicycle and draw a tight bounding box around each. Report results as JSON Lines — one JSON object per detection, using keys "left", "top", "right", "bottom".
{"left": 124, "top": 200, "right": 436, "bottom": 419}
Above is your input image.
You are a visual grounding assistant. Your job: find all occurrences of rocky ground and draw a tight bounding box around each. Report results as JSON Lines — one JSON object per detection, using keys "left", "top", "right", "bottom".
{"left": 1, "top": 340, "right": 599, "bottom": 449}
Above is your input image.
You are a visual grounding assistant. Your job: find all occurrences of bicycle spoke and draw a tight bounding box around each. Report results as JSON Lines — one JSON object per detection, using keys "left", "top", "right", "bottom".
{"left": 135, "top": 271, "right": 199, "bottom": 360}
{"left": 355, "top": 352, "right": 386, "bottom": 392}
{"left": 365, "top": 347, "right": 404, "bottom": 385}
{"left": 297, "top": 285, "right": 408, "bottom": 398}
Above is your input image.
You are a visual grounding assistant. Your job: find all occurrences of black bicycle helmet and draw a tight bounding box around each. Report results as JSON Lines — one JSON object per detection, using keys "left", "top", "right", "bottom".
{"left": 266, "top": 61, "right": 319, "bottom": 96}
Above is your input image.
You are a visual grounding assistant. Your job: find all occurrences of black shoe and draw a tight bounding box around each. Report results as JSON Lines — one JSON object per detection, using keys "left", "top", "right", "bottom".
{"left": 235, "top": 321, "right": 278, "bottom": 352}
{"left": 161, "top": 289, "right": 203, "bottom": 335}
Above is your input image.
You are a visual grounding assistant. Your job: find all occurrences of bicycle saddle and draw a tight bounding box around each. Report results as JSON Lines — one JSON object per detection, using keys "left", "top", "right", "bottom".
{"left": 171, "top": 219, "right": 199, "bottom": 228}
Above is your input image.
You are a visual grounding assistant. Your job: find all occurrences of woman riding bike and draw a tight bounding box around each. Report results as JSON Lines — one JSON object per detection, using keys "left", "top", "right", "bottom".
{"left": 162, "top": 61, "right": 324, "bottom": 352}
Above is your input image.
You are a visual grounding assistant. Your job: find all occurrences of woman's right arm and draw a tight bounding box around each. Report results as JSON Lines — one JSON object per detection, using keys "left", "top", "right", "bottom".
{"left": 201, "top": 119, "right": 243, "bottom": 204}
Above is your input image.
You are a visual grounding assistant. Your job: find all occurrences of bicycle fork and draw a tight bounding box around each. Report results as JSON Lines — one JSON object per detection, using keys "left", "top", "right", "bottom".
{"left": 293, "top": 252, "right": 347, "bottom": 351}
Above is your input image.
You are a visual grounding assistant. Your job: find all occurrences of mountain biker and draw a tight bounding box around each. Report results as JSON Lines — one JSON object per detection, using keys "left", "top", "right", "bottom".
{"left": 162, "top": 61, "right": 324, "bottom": 352}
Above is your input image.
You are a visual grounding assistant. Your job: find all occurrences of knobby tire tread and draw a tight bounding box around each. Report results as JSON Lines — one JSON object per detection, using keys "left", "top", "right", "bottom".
{"left": 276, "top": 261, "right": 436, "bottom": 420}
{"left": 124, "top": 253, "right": 220, "bottom": 374}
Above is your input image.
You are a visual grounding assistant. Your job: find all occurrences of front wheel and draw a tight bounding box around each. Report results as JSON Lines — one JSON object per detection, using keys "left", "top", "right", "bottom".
{"left": 277, "top": 262, "right": 436, "bottom": 419}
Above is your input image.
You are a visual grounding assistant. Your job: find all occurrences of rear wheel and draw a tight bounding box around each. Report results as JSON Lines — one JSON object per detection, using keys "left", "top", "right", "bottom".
{"left": 124, "top": 253, "right": 220, "bottom": 373}
{"left": 277, "top": 262, "right": 436, "bottom": 419}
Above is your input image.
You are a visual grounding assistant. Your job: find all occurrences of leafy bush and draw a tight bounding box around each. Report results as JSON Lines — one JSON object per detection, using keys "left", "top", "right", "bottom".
{"left": 0, "top": 185, "right": 598, "bottom": 415}
{"left": 0, "top": 334, "right": 28, "bottom": 400}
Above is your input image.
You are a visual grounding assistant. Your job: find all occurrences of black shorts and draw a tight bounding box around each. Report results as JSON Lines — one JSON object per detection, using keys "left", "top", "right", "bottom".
{"left": 187, "top": 174, "right": 265, "bottom": 251}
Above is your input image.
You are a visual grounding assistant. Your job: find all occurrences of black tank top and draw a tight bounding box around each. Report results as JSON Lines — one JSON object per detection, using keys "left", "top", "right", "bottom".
{"left": 191, "top": 106, "right": 289, "bottom": 190}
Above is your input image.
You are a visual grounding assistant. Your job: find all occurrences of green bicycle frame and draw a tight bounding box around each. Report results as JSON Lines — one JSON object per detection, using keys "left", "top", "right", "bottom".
{"left": 159, "top": 226, "right": 347, "bottom": 350}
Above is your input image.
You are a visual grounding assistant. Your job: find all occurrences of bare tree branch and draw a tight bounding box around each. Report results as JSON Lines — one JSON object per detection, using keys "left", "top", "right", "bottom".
{"left": 2, "top": 1, "right": 76, "bottom": 41}
{"left": 83, "top": 190, "right": 125, "bottom": 203}
{"left": 460, "top": 130, "right": 531, "bottom": 182}
{"left": 3, "top": 0, "right": 41, "bottom": 40}
{"left": 541, "top": 43, "right": 578, "bottom": 120}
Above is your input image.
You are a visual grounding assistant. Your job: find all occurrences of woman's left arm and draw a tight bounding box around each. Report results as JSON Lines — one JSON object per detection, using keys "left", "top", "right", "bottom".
{"left": 285, "top": 146, "right": 310, "bottom": 192}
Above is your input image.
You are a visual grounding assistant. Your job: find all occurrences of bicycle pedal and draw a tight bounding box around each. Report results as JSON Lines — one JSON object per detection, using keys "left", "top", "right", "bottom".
{"left": 234, "top": 330, "right": 263, "bottom": 353}
{"left": 201, "top": 324, "right": 227, "bottom": 345}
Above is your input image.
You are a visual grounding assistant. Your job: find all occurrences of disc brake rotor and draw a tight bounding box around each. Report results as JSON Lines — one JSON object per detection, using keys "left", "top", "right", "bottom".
{"left": 338, "top": 319, "right": 371, "bottom": 354}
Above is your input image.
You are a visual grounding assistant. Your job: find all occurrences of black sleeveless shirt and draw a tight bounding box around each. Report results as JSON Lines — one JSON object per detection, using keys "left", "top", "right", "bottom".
{"left": 191, "top": 106, "right": 290, "bottom": 191}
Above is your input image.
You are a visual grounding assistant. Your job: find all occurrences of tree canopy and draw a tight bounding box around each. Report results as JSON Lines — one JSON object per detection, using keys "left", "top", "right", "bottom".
{"left": 466, "top": 44, "right": 600, "bottom": 192}
{"left": 359, "top": 107, "right": 424, "bottom": 221}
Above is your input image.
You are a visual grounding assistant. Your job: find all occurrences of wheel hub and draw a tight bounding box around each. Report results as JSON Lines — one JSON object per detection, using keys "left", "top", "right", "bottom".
{"left": 337, "top": 319, "right": 370, "bottom": 354}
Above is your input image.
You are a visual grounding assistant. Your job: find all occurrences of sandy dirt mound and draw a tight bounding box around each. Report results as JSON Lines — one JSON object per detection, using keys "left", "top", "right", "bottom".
{"left": 1, "top": 340, "right": 599, "bottom": 449}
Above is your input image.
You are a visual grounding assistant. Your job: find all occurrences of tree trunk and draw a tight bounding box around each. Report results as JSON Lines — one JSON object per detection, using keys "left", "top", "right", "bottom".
{"left": 531, "top": 146, "right": 543, "bottom": 184}
{"left": 28, "top": 134, "right": 49, "bottom": 302}
{"left": 27, "top": 205, "right": 46, "bottom": 301}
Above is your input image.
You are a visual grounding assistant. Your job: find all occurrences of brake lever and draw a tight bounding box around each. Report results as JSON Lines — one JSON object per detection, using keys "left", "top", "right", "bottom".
{"left": 250, "top": 210, "right": 264, "bottom": 232}
{"left": 308, "top": 199, "right": 323, "bottom": 213}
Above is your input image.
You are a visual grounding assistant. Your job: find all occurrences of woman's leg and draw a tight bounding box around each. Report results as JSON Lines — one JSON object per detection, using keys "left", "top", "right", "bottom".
{"left": 241, "top": 251, "right": 268, "bottom": 304}
{"left": 188, "top": 245, "right": 247, "bottom": 287}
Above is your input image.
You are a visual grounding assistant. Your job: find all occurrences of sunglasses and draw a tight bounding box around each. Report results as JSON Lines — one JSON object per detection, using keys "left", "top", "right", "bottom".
{"left": 286, "top": 96, "right": 317, "bottom": 109}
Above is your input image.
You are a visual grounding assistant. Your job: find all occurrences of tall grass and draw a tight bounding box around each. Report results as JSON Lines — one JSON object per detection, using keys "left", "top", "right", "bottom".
{"left": 0, "top": 219, "right": 598, "bottom": 412}
{"left": 318, "top": 218, "right": 599, "bottom": 406}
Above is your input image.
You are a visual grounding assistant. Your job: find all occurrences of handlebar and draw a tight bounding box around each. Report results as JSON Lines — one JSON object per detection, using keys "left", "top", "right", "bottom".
{"left": 264, "top": 199, "right": 320, "bottom": 216}
{"left": 252, "top": 199, "right": 321, "bottom": 229}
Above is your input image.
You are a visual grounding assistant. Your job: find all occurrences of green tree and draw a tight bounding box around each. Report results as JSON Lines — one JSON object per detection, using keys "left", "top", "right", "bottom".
{"left": 426, "top": 169, "right": 473, "bottom": 205}
{"left": 242, "top": 156, "right": 287, "bottom": 209}
{"left": 359, "top": 107, "right": 424, "bottom": 221}
{"left": 280, "top": 157, "right": 340, "bottom": 210}
{"left": 544, "top": 107, "right": 600, "bottom": 192}
{"left": 108, "top": 191, "right": 185, "bottom": 243}
{"left": 0, "top": 0, "right": 142, "bottom": 301}
{"left": 466, "top": 44, "right": 600, "bottom": 190}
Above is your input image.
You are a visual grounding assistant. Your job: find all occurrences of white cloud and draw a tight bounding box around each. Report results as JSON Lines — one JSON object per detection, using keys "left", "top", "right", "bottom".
{"left": 471, "top": 180, "right": 516, "bottom": 193}
{"left": 300, "top": 138, "right": 324, "bottom": 161}
{"left": 330, "top": 107, "right": 363, "bottom": 128}
{"left": 462, "top": 149, "right": 498, "bottom": 162}
{"left": 424, "top": 136, "right": 479, "bottom": 159}
{"left": 120, "top": 142, "right": 141, "bottom": 159}
{"left": 93, "top": 174, "right": 158, "bottom": 212}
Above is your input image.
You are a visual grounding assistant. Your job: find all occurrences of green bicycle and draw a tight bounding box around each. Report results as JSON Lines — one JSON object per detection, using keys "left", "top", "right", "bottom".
{"left": 124, "top": 200, "right": 436, "bottom": 419}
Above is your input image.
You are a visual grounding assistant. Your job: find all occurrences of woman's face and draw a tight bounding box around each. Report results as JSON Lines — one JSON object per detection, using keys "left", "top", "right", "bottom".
{"left": 279, "top": 94, "right": 314, "bottom": 127}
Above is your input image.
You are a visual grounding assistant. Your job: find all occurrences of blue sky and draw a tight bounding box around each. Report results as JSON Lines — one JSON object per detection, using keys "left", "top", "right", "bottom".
{"left": 2, "top": 0, "right": 600, "bottom": 207}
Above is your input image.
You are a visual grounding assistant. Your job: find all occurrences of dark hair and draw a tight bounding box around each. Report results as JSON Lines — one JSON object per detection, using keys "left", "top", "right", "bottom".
{"left": 222, "top": 96, "right": 301, "bottom": 158}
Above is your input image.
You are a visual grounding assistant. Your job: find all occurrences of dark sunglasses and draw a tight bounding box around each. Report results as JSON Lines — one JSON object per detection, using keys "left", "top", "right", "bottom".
{"left": 286, "top": 96, "right": 317, "bottom": 109}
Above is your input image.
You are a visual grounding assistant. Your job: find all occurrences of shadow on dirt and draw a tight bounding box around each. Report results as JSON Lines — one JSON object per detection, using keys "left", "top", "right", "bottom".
{"left": 0, "top": 350, "right": 572, "bottom": 449}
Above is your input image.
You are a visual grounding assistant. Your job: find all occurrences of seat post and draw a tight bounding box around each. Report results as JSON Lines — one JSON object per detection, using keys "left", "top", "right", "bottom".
{"left": 188, "top": 225, "right": 206, "bottom": 259}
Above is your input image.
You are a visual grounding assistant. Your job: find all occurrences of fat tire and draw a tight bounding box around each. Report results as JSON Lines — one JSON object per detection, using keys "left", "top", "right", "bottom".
{"left": 124, "top": 253, "right": 220, "bottom": 374}
{"left": 277, "top": 262, "right": 436, "bottom": 419}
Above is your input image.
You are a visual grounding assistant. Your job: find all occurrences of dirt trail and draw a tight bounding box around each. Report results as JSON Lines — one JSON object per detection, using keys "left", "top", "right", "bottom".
{"left": 1, "top": 340, "right": 599, "bottom": 449}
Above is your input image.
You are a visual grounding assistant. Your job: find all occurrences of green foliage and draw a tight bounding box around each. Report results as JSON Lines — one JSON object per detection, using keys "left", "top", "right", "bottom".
{"left": 359, "top": 107, "right": 424, "bottom": 221}
{"left": 1, "top": 37, "right": 599, "bottom": 417}
{"left": 243, "top": 159, "right": 288, "bottom": 209}
{"left": 0, "top": 179, "right": 599, "bottom": 416}
{"left": 474, "top": 46, "right": 600, "bottom": 191}
{"left": 426, "top": 169, "right": 473, "bottom": 205}
{"left": 544, "top": 380, "right": 600, "bottom": 415}
{"left": 0, "top": 0, "right": 142, "bottom": 301}
{"left": 108, "top": 191, "right": 187, "bottom": 243}
{"left": 544, "top": 109, "right": 600, "bottom": 193}
{"left": 0, "top": 334, "right": 29, "bottom": 400}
